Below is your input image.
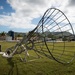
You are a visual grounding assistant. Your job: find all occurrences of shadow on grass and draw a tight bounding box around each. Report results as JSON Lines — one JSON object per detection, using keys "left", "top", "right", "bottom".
{"left": 7, "top": 58, "right": 19, "bottom": 75}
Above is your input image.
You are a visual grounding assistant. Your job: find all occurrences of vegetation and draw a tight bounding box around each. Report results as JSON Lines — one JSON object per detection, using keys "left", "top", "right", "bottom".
{"left": 0, "top": 41, "right": 75, "bottom": 75}
{"left": 0, "top": 31, "right": 6, "bottom": 36}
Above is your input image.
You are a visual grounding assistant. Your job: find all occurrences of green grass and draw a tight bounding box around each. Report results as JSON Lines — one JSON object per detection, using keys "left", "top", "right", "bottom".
{"left": 0, "top": 41, "right": 75, "bottom": 75}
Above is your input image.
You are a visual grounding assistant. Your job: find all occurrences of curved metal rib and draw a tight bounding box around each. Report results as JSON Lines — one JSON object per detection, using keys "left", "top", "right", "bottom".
{"left": 2, "top": 8, "right": 75, "bottom": 64}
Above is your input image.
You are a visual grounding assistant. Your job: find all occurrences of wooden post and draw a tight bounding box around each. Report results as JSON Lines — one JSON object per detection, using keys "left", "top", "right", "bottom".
{"left": 0, "top": 45, "right": 1, "bottom": 52}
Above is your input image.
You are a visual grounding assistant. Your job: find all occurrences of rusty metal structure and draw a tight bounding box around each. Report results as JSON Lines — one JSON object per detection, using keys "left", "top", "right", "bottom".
{"left": 1, "top": 8, "right": 75, "bottom": 64}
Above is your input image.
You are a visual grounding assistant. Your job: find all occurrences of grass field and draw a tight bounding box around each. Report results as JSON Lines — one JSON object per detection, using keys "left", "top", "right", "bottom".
{"left": 0, "top": 41, "right": 75, "bottom": 75}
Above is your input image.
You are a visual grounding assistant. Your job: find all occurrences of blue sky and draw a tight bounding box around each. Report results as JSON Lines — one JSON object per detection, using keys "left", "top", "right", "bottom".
{"left": 0, "top": 0, "right": 75, "bottom": 33}
{"left": 0, "top": 0, "right": 15, "bottom": 32}
{"left": 0, "top": 0, "right": 14, "bottom": 14}
{"left": 0, "top": 0, "right": 40, "bottom": 32}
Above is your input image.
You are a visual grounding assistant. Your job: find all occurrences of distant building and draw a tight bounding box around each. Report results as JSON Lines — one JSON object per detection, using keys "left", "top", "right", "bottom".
{"left": 16, "top": 37, "right": 23, "bottom": 40}
{"left": 8, "top": 30, "right": 15, "bottom": 40}
{"left": 0, "top": 36, "right": 6, "bottom": 40}
{"left": 6, "top": 36, "right": 12, "bottom": 41}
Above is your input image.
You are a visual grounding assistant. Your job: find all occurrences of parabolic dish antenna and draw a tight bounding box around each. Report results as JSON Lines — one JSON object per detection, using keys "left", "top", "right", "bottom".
{"left": 2, "top": 8, "right": 75, "bottom": 64}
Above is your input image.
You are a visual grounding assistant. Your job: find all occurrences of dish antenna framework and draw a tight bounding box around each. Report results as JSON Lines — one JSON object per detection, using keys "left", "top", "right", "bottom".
{"left": 1, "top": 8, "right": 75, "bottom": 64}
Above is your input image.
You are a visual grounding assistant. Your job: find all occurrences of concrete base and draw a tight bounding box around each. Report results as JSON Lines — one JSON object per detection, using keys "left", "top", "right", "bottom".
{"left": 0, "top": 52, "right": 4, "bottom": 54}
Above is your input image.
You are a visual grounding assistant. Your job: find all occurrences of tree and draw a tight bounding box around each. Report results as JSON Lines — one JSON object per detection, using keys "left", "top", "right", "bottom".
{"left": 0, "top": 31, "right": 6, "bottom": 36}
{"left": 17, "top": 34, "right": 22, "bottom": 37}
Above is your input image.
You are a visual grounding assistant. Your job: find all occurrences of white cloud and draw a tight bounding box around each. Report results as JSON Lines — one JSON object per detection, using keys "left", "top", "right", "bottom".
{"left": 0, "top": 6, "right": 3, "bottom": 10}
{"left": 68, "top": 0, "right": 75, "bottom": 6}
{"left": 0, "top": 0, "right": 75, "bottom": 33}
{"left": 0, "top": 0, "right": 52, "bottom": 30}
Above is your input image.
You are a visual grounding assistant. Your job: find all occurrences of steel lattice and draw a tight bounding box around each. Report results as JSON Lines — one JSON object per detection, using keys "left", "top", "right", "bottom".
{"left": 2, "top": 8, "right": 75, "bottom": 64}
